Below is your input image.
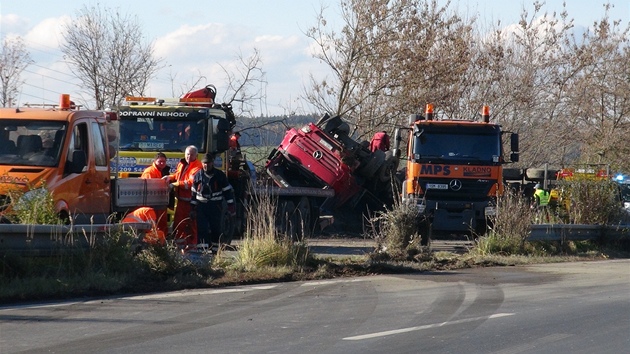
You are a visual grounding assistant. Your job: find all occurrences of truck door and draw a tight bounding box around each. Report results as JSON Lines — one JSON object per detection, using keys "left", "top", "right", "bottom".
{"left": 63, "top": 120, "right": 110, "bottom": 223}
{"left": 89, "top": 121, "right": 111, "bottom": 220}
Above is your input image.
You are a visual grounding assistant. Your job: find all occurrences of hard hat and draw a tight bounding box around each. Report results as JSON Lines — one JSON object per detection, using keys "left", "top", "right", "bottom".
{"left": 534, "top": 183, "right": 541, "bottom": 189}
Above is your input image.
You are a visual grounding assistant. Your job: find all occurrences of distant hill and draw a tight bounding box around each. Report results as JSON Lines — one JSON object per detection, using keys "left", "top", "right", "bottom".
{"left": 233, "top": 115, "right": 318, "bottom": 147}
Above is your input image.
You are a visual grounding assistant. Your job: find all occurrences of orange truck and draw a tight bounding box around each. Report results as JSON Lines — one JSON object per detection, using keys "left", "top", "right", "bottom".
{"left": 393, "top": 104, "right": 519, "bottom": 242}
{"left": 0, "top": 94, "right": 169, "bottom": 224}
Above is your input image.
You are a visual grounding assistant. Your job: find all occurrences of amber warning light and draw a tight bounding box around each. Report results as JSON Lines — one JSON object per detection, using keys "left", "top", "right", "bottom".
{"left": 60, "top": 94, "right": 71, "bottom": 110}
{"left": 425, "top": 103, "right": 434, "bottom": 121}
{"left": 482, "top": 105, "right": 490, "bottom": 123}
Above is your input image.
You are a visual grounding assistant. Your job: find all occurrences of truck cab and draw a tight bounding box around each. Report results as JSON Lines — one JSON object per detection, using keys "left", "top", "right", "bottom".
{"left": 0, "top": 95, "right": 170, "bottom": 225}
{"left": 0, "top": 96, "right": 115, "bottom": 224}
{"left": 395, "top": 104, "right": 519, "bottom": 238}
{"left": 115, "top": 95, "right": 231, "bottom": 176}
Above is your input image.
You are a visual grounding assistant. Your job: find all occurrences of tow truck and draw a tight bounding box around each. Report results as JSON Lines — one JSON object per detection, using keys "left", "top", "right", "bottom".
{"left": 393, "top": 104, "right": 519, "bottom": 242}
{"left": 0, "top": 94, "right": 169, "bottom": 224}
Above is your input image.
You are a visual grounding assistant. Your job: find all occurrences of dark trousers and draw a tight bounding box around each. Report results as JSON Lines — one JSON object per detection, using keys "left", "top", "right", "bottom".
{"left": 196, "top": 202, "right": 224, "bottom": 245}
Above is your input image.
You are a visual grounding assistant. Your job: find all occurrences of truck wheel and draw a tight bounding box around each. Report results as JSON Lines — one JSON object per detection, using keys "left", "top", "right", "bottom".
{"left": 377, "top": 151, "right": 398, "bottom": 182}
{"left": 358, "top": 149, "right": 385, "bottom": 179}
{"left": 503, "top": 168, "right": 523, "bottom": 180}
{"left": 525, "top": 168, "right": 558, "bottom": 181}
{"left": 276, "top": 200, "right": 299, "bottom": 241}
{"left": 418, "top": 219, "right": 432, "bottom": 246}
{"left": 221, "top": 208, "right": 235, "bottom": 245}
{"left": 295, "top": 196, "right": 312, "bottom": 238}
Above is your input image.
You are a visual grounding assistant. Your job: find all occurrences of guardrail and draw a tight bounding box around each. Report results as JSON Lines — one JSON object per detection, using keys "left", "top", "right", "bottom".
{"left": 0, "top": 223, "right": 151, "bottom": 255}
{"left": 0, "top": 223, "right": 628, "bottom": 255}
{"left": 527, "top": 224, "right": 630, "bottom": 241}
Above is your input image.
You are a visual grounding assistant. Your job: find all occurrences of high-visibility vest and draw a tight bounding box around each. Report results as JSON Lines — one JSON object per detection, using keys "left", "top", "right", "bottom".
{"left": 122, "top": 207, "right": 165, "bottom": 245}
{"left": 534, "top": 189, "right": 551, "bottom": 206}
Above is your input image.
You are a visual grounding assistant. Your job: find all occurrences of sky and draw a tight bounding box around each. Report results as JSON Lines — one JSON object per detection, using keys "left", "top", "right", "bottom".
{"left": 1, "top": 0, "right": 628, "bottom": 116}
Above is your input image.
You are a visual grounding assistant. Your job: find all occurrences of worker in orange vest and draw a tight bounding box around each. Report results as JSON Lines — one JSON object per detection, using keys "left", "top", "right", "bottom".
{"left": 141, "top": 152, "right": 170, "bottom": 237}
{"left": 229, "top": 131, "right": 241, "bottom": 150}
{"left": 162, "top": 145, "right": 203, "bottom": 248}
{"left": 121, "top": 207, "right": 166, "bottom": 246}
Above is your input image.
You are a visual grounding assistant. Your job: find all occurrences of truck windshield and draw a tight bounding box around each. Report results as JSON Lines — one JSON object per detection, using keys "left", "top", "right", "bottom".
{"left": 412, "top": 125, "right": 501, "bottom": 163}
{"left": 119, "top": 117, "right": 207, "bottom": 153}
{"left": 0, "top": 120, "right": 66, "bottom": 167}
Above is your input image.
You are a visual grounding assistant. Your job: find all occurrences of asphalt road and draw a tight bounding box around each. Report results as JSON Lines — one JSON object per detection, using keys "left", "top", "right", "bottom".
{"left": 1, "top": 260, "right": 629, "bottom": 354}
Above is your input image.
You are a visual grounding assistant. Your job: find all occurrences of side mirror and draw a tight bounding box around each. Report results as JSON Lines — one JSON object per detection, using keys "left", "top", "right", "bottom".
{"left": 392, "top": 127, "right": 403, "bottom": 158}
{"left": 510, "top": 133, "right": 519, "bottom": 153}
{"left": 215, "top": 118, "right": 230, "bottom": 152}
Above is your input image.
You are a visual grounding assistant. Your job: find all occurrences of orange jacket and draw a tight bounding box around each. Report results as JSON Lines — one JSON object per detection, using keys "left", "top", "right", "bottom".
{"left": 229, "top": 134, "right": 240, "bottom": 149}
{"left": 141, "top": 163, "right": 164, "bottom": 179}
{"left": 122, "top": 207, "right": 165, "bottom": 245}
{"left": 168, "top": 159, "right": 202, "bottom": 201}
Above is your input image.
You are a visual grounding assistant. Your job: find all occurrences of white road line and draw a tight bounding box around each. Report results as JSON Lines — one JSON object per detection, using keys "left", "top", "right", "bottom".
{"left": 301, "top": 278, "right": 370, "bottom": 286}
{"left": 343, "top": 313, "right": 515, "bottom": 341}
{"left": 124, "top": 285, "right": 278, "bottom": 300}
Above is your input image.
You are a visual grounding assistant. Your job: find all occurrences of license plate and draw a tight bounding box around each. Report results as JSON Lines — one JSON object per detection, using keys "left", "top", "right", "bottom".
{"left": 426, "top": 183, "right": 448, "bottom": 190}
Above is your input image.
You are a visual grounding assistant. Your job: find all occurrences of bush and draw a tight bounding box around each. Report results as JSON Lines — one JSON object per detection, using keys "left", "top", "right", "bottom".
{"left": 473, "top": 189, "right": 532, "bottom": 256}
{"left": 366, "top": 195, "right": 426, "bottom": 260}
{"left": 233, "top": 189, "right": 309, "bottom": 271}
{"left": 556, "top": 178, "right": 624, "bottom": 224}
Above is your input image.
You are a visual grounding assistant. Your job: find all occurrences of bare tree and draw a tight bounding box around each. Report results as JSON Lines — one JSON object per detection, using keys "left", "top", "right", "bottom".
{"left": 307, "top": 0, "right": 630, "bottom": 172}
{"left": 0, "top": 37, "right": 32, "bottom": 107}
{"left": 566, "top": 8, "right": 630, "bottom": 172}
{"left": 305, "top": 0, "right": 476, "bottom": 139}
{"left": 60, "top": 4, "right": 162, "bottom": 109}
{"left": 219, "top": 48, "right": 267, "bottom": 118}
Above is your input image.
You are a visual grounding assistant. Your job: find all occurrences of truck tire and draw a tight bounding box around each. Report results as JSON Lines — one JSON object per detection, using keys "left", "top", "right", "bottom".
{"left": 503, "top": 168, "right": 523, "bottom": 180}
{"left": 276, "top": 200, "right": 300, "bottom": 241}
{"left": 377, "top": 151, "right": 398, "bottom": 182}
{"left": 295, "top": 196, "right": 312, "bottom": 238}
{"left": 417, "top": 219, "right": 432, "bottom": 246}
{"left": 525, "top": 168, "right": 558, "bottom": 181}
{"left": 221, "top": 208, "right": 235, "bottom": 245}
{"left": 357, "top": 149, "right": 385, "bottom": 179}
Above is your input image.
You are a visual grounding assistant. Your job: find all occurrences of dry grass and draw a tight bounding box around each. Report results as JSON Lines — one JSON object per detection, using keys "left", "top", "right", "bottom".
{"left": 231, "top": 189, "right": 309, "bottom": 271}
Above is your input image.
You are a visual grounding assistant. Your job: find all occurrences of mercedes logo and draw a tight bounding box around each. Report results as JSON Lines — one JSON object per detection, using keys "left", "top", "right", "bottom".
{"left": 313, "top": 150, "right": 323, "bottom": 160}
{"left": 449, "top": 179, "right": 462, "bottom": 191}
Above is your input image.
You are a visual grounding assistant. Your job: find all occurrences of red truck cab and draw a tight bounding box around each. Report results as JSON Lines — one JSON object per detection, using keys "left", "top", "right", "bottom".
{"left": 266, "top": 122, "right": 361, "bottom": 208}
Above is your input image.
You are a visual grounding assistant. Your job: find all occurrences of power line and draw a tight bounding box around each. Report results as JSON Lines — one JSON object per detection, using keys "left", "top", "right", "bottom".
{"left": 23, "top": 68, "right": 81, "bottom": 87}
{"left": 29, "top": 62, "right": 77, "bottom": 79}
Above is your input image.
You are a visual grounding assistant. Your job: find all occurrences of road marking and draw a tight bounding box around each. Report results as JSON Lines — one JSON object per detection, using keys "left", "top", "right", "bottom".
{"left": 343, "top": 313, "right": 515, "bottom": 340}
{"left": 301, "top": 278, "right": 370, "bottom": 286}
{"left": 124, "top": 285, "right": 278, "bottom": 300}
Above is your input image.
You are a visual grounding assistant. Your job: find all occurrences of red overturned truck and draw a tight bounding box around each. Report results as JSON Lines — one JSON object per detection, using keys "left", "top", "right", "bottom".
{"left": 264, "top": 114, "right": 399, "bottom": 235}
